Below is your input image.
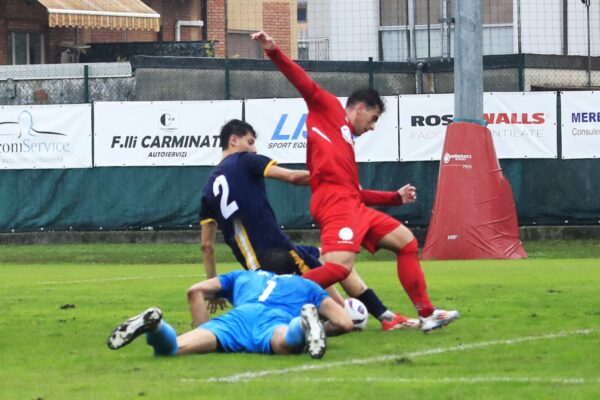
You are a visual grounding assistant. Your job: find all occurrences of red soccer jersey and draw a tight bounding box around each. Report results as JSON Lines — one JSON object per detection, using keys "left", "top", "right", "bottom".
{"left": 266, "top": 47, "right": 362, "bottom": 214}
{"left": 266, "top": 47, "right": 402, "bottom": 217}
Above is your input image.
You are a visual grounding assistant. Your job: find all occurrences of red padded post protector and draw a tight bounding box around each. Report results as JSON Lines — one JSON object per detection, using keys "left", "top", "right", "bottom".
{"left": 422, "top": 122, "right": 527, "bottom": 260}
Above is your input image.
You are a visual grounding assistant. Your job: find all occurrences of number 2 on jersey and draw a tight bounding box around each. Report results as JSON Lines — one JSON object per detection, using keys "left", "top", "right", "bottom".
{"left": 258, "top": 279, "right": 277, "bottom": 302}
{"left": 213, "top": 175, "right": 239, "bottom": 219}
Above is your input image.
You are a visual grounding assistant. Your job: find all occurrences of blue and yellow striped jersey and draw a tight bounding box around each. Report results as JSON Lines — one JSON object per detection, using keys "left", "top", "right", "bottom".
{"left": 200, "top": 152, "right": 317, "bottom": 273}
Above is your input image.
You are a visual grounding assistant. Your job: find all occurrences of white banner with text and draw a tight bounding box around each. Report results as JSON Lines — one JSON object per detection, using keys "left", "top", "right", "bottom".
{"left": 560, "top": 91, "right": 600, "bottom": 159}
{"left": 0, "top": 104, "right": 92, "bottom": 169}
{"left": 246, "top": 96, "right": 399, "bottom": 164}
{"left": 399, "top": 92, "right": 557, "bottom": 161}
{"left": 93, "top": 101, "right": 242, "bottom": 167}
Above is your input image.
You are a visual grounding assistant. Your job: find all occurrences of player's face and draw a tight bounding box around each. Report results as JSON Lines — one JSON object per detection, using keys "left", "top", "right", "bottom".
{"left": 353, "top": 104, "right": 381, "bottom": 136}
{"left": 233, "top": 132, "right": 257, "bottom": 153}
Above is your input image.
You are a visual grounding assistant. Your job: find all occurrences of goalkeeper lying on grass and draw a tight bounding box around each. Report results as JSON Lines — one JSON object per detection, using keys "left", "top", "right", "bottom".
{"left": 108, "top": 249, "right": 352, "bottom": 359}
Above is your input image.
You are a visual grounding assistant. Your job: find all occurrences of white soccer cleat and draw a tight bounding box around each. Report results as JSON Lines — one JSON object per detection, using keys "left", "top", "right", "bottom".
{"left": 301, "top": 304, "right": 326, "bottom": 359}
{"left": 419, "top": 309, "right": 459, "bottom": 332}
{"left": 107, "top": 307, "right": 162, "bottom": 350}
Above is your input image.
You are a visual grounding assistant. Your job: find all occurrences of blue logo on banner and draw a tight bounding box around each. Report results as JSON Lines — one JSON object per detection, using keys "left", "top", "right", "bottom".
{"left": 271, "top": 114, "right": 308, "bottom": 140}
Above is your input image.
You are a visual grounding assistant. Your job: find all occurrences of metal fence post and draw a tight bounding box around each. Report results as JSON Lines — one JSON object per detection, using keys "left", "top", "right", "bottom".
{"left": 454, "top": 0, "right": 483, "bottom": 121}
{"left": 368, "top": 56, "right": 374, "bottom": 88}
{"left": 585, "top": 0, "right": 592, "bottom": 87}
{"left": 224, "top": 58, "right": 231, "bottom": 100}
{"left": 518, "top": 54, "right": 525, "bottom": 92}
{"left": 83, "top": 65, "right": 89, "bottom": 103}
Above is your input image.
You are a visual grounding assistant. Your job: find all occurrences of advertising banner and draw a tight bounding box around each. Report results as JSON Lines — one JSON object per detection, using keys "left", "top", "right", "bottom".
{"left": 399, "top": 94, "right": 453, "bottom": 162}
{"left": 0, "top": 104, "right": 92, "bottom": 169}
{"left": 399, "top": 92, "right": 557, "bottom": 161}
{"left": 93, "top": 101, "right": 242, "bottom": 167}
{"left": 246, "top": 96, "right": 399, "bottom": 164}
{"left": 561, "top": 91, "right": 600, "bottom": 159}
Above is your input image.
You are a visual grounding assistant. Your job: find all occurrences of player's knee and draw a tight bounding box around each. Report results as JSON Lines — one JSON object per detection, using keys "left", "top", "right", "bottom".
{"left": 398, "top": 237, "right": 419, "bottom": 255}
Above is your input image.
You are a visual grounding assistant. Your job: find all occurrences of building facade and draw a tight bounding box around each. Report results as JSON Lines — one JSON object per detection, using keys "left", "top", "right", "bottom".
{"left": 0, "top": 0, "right": 298, "bottom": 65}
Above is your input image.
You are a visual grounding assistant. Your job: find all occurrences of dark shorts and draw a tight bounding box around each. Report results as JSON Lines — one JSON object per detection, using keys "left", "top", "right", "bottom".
{"left": 292, "top": 244, "right": 322, "bottom": 274}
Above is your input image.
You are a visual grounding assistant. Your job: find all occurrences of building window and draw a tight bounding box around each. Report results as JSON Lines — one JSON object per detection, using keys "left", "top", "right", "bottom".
{"left": 298, "top": 1, "right": 307, "bottom": 23}
{"left": 227, "top": 31, "right": 263, "bottom": 59}
{"left": 298, "top": 41, "right": 309, "bottom": 60}
{"left": 7, "top": 32, "right": 45, "bottom": 65}
{"left": 297, "top": 38, "right": 329, "bottom": 61}
{"left": 379, "top": 0, "right": 512, "bottom": 27}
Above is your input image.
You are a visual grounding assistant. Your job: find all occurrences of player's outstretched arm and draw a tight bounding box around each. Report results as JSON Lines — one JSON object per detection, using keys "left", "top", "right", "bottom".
{"left": 265, "top": 164, "right": 310, "bottom": 186}
{"left": 187, "top": 277, "right": 222, "bottom": 327}
{"left": 250, "top": 31, "right": 276, "bottom": 51}
{"left": 359, "top": 184, "right": 416, "bottom": 206}
{"left": 250, "top": 30, "right": 320, "bottom": 102}
{"left": 319, "top": 298, "right": 353, "bottom": 336}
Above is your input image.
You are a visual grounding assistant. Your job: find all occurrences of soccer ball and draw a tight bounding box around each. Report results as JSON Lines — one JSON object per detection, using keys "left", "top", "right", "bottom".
{"left": 344, "top": 298, "right": 369, "bottom": 330}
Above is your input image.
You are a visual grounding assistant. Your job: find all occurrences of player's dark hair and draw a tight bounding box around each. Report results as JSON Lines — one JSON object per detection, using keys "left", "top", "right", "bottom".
{"left": 219, "top": 119, "right": 256, "bottom": 150}
{"left": 346, "top": 87, "right": 385, "bottom": 113}
{"left": 261, "top": 248, "right": 298, "bottom": 275}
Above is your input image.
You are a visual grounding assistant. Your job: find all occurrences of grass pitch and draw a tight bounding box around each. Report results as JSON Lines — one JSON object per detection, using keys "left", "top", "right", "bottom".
{"left": 1, "top": 240, "right": 599, "bottom": 399}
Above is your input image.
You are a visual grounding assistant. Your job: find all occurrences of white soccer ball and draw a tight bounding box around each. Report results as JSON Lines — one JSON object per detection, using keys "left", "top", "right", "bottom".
{"left": 344, "top": 298, "right": 369, "bottom": 330}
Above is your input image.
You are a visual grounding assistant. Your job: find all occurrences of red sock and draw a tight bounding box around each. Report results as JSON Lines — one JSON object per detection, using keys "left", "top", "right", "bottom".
{"left": 397, "top": 238, "right": 434, "bottom": 317}
{"left": 302, "top": 262, "right": 350, "bottom": 289}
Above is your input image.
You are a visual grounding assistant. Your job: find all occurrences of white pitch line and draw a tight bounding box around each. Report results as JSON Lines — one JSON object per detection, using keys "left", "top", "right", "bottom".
{"left": 184, "top": 376, "right": 600, "bottom": 385}
{"left": 204, "top": 329, "right": 595, "bottom": 383}
{"left": 31, "top": 274, "right": 204, "bottom": 285}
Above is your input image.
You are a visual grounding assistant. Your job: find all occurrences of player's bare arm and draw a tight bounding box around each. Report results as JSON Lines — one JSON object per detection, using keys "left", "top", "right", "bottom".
{"left": 187, "top": 278, "right": 222, "bottom": 326}
{"left": 265, "top": 164, "right": 310, "bottom": 186}
{"left": 199, "top": 221, "right": 228, "bottom": 313}
{"left": 318, "top": 297, "right": 353, "bottom": 336}
{"left": 200, "top": 221, "right": 218, "bottom": 278}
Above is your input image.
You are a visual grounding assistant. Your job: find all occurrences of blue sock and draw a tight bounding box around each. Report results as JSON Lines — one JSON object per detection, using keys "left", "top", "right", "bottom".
{"left": 145, "top": 321, "right": 178, "bottom": 356}
{"left": 284, "top": 317, "right": 305, "bottom": 347}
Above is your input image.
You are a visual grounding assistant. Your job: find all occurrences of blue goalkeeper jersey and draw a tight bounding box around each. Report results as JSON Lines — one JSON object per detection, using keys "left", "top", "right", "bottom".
{"left": 217, "top": 270, "right": 328, "bottom": 313}
{"left": 199, "top": 152, "right": 318, "bottom": 273}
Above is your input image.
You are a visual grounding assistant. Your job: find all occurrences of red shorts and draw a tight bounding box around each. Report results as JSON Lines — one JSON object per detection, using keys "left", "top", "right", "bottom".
{"left": 316, "top": 200, "right": 402, "bottom": 255}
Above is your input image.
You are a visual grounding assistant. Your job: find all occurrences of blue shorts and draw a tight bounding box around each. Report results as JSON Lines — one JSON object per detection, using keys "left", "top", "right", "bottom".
{"left": 200, "top": 303, "right": 293, "bottom": 354}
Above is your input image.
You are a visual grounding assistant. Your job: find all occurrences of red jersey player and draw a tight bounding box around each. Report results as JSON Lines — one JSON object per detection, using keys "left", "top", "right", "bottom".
{"left": 251, "top": 31, "right": 459, "bottom": 332}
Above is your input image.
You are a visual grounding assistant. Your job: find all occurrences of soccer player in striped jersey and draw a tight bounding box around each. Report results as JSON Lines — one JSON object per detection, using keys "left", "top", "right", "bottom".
{"left": 251, "top": 31, "right": 459, "bottom": 332}
{"left": 195, "top": 119, "right": 418, "bottom": 331}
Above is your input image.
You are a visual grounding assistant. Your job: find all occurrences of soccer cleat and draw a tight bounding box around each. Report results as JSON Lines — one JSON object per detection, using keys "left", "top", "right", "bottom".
{"left": 301, "top": 304, "right": 326, "bottom": 359}
{"left": 381, "top": 312, "right": 420, "bottom": 331}
{"left": 419, "top": 309, "right": 459, "bottom": 332}
{"left": 107, "top": 307, "right": 162, "bottom": 350}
